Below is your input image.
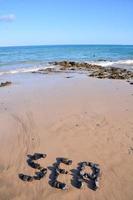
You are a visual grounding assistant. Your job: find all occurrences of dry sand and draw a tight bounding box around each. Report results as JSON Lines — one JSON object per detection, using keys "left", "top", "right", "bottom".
{"left": 0, "top": 73, "right": 133, "bottom": 200}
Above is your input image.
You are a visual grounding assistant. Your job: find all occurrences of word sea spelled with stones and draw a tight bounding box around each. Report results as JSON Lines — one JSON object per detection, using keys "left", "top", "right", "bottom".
{"left": 19, "top": 153, "right": 101, "bottom": 191}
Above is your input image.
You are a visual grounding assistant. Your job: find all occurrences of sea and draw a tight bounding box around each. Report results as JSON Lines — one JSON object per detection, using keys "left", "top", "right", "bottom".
{"left": 0, "top": 45, "right": 133, "bottom": 76}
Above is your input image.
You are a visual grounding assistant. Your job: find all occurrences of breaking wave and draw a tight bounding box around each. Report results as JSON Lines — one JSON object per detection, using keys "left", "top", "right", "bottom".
{"left": 0, "top": 59, "right": 133, "bottom": 76}
{"left": 89, "top": 59, "right": 133, "bottom": 67}
{"left": 0, "top": 65, "right": 55, "bottom": 76}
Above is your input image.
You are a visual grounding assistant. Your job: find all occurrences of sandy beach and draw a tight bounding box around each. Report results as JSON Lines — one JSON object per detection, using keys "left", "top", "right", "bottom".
{"left": 0, "top": 72, "right": 133, "bottom": 200}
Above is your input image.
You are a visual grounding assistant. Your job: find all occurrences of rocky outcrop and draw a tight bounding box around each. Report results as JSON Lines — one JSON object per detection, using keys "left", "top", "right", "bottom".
{"left": 51, "top": 61, "right": 133, "bottom": 80}
{"left": 32, "top": 61, "right": 133, "bottom": 83}
{"left": 51, "top": 61, "right": 102, "bottom": 71}
{"left": 89, "top": 67, "right": 133, "bottom": 80}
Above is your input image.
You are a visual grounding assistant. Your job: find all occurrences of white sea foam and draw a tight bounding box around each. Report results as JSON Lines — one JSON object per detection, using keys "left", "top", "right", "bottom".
{"left": 88, "top": 59, "right": 133, "bottom": 67}
{"left": 0, "top": 59, "right": 133, "bottom": 76}
{"left": 0, "top": 65, "right": 55, "bottom": 76}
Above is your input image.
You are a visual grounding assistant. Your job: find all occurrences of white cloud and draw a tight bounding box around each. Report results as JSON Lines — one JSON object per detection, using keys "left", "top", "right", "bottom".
{"left": 0, "top": 14, "right": 16, "bottom": 22}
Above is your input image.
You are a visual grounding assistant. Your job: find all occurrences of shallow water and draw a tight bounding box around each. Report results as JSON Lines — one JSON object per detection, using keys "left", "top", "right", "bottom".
{"left": 0, "top": 45, "right": 133, "bottom": 75}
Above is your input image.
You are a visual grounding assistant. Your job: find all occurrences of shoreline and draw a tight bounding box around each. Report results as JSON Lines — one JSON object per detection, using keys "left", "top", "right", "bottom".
{"left": 0, "top": 58, "right": 133, "bottom": 77}
{"left": 0, "top": 60, "right": 133, "bottom": 87}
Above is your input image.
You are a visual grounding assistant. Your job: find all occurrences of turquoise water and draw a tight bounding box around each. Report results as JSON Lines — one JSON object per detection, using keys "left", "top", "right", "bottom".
{"left": 0, "top": 45, "right": 133, "bottom": 75}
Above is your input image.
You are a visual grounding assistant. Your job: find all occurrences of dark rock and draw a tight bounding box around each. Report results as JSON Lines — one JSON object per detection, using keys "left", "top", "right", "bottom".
{"left": 70, "top": 68, "right": 75, "bottom": 70}
{"left": 57, "top": 157, "right": 72, "bottom": 165}
{"left": 39, "top": 68, "right": 53, "bottom": 72}
{"left": 0, "top": 81, "right": 12, "bottom": 87}
{"left": 34, "top": 168, "right": 47, "bottom": 180}
{"left": 97, "top": 59, "right": 107, "bottom": 61}
{"left": 28, "top": 153, "right": 47, "bottom": 160}
{"left": 51, "top": 180, "right": 68, "bottom": 190}
{"left": 69, "top": 61, "right": 76, "bottom": 66}
{"left": 18, "top": 174, "right": 34, "bottom": 182}
{"left": 66, "top": 76, "right": 73, "bottom": 78}
{"left": 46, "top": 61, "right": 133, "bottom": 81}
{"left": 32, "top": 68, "right": 55, "bottom": 74}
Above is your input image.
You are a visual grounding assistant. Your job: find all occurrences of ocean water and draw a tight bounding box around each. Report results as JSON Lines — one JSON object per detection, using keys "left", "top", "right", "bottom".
{"left": 0, "top": 45, "right": 133, "bottom": 76}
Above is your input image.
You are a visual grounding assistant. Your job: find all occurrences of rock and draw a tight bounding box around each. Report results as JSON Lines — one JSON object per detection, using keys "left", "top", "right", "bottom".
{"left": 32, "top": 68, "right": 55, "bottom": 74}
{"left": 51, "top": 61, "right": 101, "bottom": 71}
{"left": 69, "top": 68, "right": 75, "bottom": 70}
{"left": 39, "top": 68, "right": 53, "bottom": 72}
{"left": 89, "top": 66, "right": 133, "bottom": 80}
{"left": 48, "top": 61, "right": 133, "bottom": 81}
{"left": 0, "top": 81, "right": 12, "bottom": 87}
{"left": 66, "top": 76, "right": 73, "bottom": 78}
{"left": 97, "top": 59, "right": 107, "bottom": 61}
{"left": 69, "top": 61, "right": 76, "bottom": 66}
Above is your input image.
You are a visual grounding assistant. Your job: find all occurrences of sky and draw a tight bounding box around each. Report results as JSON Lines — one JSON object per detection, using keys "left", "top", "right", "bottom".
{"left": 0, "top": 0, "right": 133, "bottom": 46}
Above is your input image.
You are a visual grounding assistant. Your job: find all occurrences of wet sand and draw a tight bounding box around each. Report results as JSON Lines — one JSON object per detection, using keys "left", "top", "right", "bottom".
{"left": 0, "top": 73, "right": 133, "bottom": 200}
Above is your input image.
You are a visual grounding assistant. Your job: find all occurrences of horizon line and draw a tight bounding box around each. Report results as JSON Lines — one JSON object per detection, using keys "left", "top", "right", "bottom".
{"left": 0, "top": 43, "right": 133, "bottom": 48}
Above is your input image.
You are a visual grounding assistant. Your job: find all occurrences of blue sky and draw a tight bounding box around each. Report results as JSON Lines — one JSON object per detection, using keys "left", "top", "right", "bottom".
{"left": 0, "top": 0, "right": 133, "bottom": 46}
